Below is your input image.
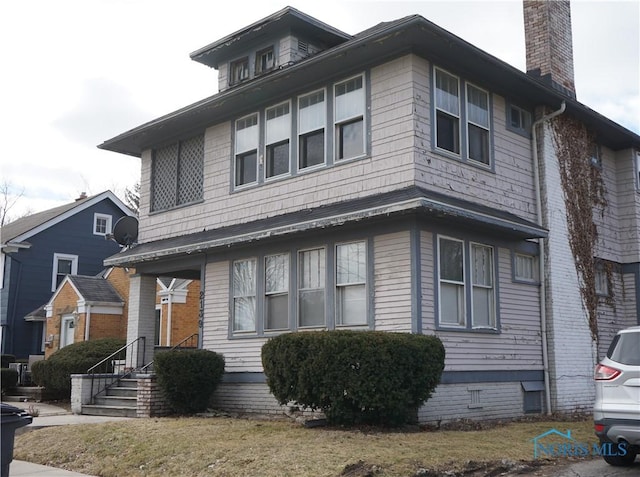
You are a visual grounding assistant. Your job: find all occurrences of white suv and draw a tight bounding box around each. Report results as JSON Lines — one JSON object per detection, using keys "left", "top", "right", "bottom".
{"left": 594, "top": 326, "right": 640, "bottom": 466}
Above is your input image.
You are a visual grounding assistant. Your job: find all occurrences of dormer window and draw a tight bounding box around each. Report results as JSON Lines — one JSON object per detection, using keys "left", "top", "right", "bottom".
{"left": 230, "top": 57, "right": 249, "bottom": 85}
{"left": 256, "top": 47, "right": 275, "bottom": 75}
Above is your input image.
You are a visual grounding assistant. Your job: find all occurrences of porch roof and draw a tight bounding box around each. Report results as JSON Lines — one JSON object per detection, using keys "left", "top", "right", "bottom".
{"left": 104, "top": 186, "right": 547, "bottom": 267}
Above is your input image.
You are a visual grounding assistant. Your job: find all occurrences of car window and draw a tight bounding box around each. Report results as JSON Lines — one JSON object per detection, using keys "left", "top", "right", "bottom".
{"left": 608, "top": 332, "right": 640, "bottom": 366}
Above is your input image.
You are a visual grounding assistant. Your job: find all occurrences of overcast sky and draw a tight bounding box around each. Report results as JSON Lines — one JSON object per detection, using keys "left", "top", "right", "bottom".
{"left": 1, "top": 0, "right": 638, "bottom": 219}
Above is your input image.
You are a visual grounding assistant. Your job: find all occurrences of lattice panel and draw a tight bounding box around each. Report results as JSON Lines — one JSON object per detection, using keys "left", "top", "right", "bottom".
{"left": 152, "top": 144, "right": 178, "bottom": 211}
{"left": 178, "top": 135, "right": 204, "bottom": 205}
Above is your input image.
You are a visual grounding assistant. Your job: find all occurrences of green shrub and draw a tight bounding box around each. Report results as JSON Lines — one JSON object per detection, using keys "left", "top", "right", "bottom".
{"left": 1, "top": 368, "right": 18, "bottom": 391}
{"left": 1, "top": 354, "right": 16, "bottom": 368}
{"left": 262, "top": 330, "right": 445, "bottom": 426}
{"left": 31, "top": 338, "right": 126, "bottom": 396}
{"left": 154, "top": 349, "right": 225, "bottom": 414}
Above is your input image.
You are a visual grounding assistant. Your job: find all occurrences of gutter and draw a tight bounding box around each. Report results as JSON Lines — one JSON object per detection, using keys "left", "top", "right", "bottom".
{"left": 531, "top": 100, "right": 566, "bottom": 416}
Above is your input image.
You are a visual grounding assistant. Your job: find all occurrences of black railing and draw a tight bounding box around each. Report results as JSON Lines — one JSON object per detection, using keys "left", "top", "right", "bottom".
{"left": 88, "top": 337, "right": 146, "bottom": 404}
{"left": 139, "top": 333, "right": 199, "bottom": 373}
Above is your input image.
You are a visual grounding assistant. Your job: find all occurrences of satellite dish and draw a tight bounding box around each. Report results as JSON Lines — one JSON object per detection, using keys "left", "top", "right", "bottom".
{"left": 112, "top": 216, "right": 139, "bottom": 247}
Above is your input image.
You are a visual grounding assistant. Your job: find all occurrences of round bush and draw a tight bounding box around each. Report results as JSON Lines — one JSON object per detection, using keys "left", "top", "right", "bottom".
{"left": 154, "top": 349, "right": 225, "bottom": 414}
{"left": 31, "top": 338, "right": 125, "bottom": 396}
{"left": 262, "top": 330, "right": 445, "bottom": 426}
{"left": 1, "top": 368, "right": 18, "bottom": 391}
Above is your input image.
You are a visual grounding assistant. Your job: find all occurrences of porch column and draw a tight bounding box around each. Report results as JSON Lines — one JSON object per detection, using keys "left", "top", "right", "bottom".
{"left": 126, "top": 274, "right": 157, "bottom": 368}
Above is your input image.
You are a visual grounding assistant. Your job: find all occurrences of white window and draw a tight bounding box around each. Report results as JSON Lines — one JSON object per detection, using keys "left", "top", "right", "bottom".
{"left": 298, "top": 90, "right": 326, "bottom": 170}
{"left": 298, "top": 248, "right": 325, "bottom": 327}
{"left": 234, "top": 114, "right": 259, "bottom": 188}
{"left": 336, "top": 242, "right": 367, "bottom": 325}
{"left": 255, "top": 47, "right": 274, "bottom": 75}
{"left": 232, "top": 258, "right": 256, "bottom": 331}
{"left": 471, "top": 244, "right": 495, "bottom": 328}
{"left": 230, "top": 57, "right": 249, "bottom": 85}
{"left": 52, "top": 253, "right": 78, "bottom": 291}
{"left": 595, "top": 265, "right": 609, "bottom": 296}
{"left": 466, "top": 84, "right": 490, "bottom": 165}
{"left": 265, "top": 253, "right": 289, "bottom": 330}
{"left": 508, "top": 104, "right": 531, "bottom": 135}
{"left": 438, "top": 237, "right": 465, "bottom": 326}
{"left": 265, "top": 102, "right": 291, "bottom": 179}
{"left": 438, "top": 237, "right": 496, "bottom": 330}
{"left": 515, "top": 253, "right": 538, "bottom": 283}
{"left": 435, "top": 68, "right": 461, "bottom": 155}
{"left": 334, "top": 75, "right": 365, "bottom": 161}
{"left": 93, "top": 213, "right": 112, "bottom": 236}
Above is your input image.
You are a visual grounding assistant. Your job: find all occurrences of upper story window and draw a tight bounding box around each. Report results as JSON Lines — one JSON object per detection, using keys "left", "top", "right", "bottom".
{"left": 590, "top": 143, "right": 602, "bottom": 168}
{"left": 255, "top": 47, "right": 274, "bottom": 75}
{"left": 151, "top": 135, "right": 204, "bottom": 212}
{"left": 230, "top": 57, "right": 249, "bottom": 85}
{"left": 52, "top": 253, "right": 78, "bottom": 291}
{"left": 265, "top": 102, "right": 291, "bottom": 180}
{"left": 93, "top": 213, "right": 112, "bottom": 236}
{"left": 514, "top": 253, "right": 538, "bottom": 283}
{"left": 334, "top": 75, "right": 365, "bottom": 161}
{"left": 507, "top": 103, "right": 532, "bottom": 137}
{"left": 434, "top": 66, "right": 493, "bottom": 168}
{"left": 298, "top": 90, "right": 326, "bottom": 170}
{"left": 437, "top": 236, "right": 496, "bottom": 331}
{"left": 234, "top": 114, "right": 259, "bottom": 188}
{"left": 595, "top": 262, "right": 609, "bottom": 297}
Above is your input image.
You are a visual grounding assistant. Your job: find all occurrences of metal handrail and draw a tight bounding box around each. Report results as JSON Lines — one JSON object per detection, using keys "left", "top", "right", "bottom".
{"left": 88, "top": 337, "right": 146, "bottom": 404}
{"left": 139, "top": 333, "right": 199, "bottom": 373}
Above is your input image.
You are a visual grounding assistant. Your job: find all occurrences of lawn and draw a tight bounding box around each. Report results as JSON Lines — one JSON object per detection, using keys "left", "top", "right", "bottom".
{"left": 14, "top": 416, "right": 595, "bottom": 477}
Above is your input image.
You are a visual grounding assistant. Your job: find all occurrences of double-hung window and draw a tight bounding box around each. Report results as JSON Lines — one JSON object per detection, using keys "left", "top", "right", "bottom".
{"left": 52, "top": 253, "right": 78, "bottom": 292}
{"left": 298, "top": 90, "right": 326, "bottom": 170}
{"left": 336, "top": 242, "right": 367, "bottom": 325}
{"left": 335, "top": 75, "right": 365, "bottom": 160}
{"left": 235, "top": 114, "right": 259, "bottom": 187}
{"left": 438, "top": 237, "right": 496, "bottom": 330}
{"left": 230, "top": 57, "right": 249, "bottom": 85}
{"left": 232, "top": 258, "right": 257, "bottom": 331}
{"left": 298, "top": 248, "right": 326, "bottom": 327}
{"left": 265, "top": 254, "right": 289, "bottom": 330}
{"left": 151, "top": 135, "right": 204, "bottom": 212}
{"left": 255, "top": 47, "right": 274, "bottom": 75}
{"left": 466, "top": 84, "right": 490, "bottom": 165}
{"left": 435, "top": 68, "right": 461, "bottom": 155}
{"left": 265, "top": 103, "right": 291, "bottom": 179}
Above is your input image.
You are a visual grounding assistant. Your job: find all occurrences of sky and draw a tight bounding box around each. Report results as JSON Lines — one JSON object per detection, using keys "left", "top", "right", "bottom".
{"left": 1, "top": 0, "right": 638, "bottom": 220}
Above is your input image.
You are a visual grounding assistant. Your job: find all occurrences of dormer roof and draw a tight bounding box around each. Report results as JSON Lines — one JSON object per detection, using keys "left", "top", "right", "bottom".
{"left": 190, "top": 6, "right": 351, "bottom": 69}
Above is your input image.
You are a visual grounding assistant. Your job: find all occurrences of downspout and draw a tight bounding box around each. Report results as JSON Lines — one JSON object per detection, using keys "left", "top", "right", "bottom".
{"left": 532, "top": 101, "right": 566, "bottom": 415}
{"left": 84, "top": 305, "right": 92, "bottom": 342}
{"left": 166, "top": 289, "right": 173, "bottom": 347}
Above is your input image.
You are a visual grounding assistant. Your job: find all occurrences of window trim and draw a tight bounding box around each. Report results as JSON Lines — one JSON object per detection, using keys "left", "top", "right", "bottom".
{"left": 93, "top": 213, "right": 112, "bottom": 236}
{"left": 436, "top": 236, "right": 499, "bottom": 332}
{"left": 506, "top": 102, "right": 532, "bottom": 138}
{"left": 52, "top": 253, "right": 78, "bottom": 292}
{"left": 432, "top": 65, "right": 494, "bottom": 170}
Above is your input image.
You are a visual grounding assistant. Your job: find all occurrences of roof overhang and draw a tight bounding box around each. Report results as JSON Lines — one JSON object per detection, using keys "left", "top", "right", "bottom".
{"left": 99, "top": 15, "right": 640, "bottom": 157}
{"left": 1, "top": 242, "right": 32, "bottom": 253}
{"left": 104, "top": 187, "right": 547, "bottom": 268}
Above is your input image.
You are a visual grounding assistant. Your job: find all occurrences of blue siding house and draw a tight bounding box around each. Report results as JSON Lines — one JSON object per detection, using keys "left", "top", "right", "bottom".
{"left": 0, "top": 191, "right": 134, "bottom": 359}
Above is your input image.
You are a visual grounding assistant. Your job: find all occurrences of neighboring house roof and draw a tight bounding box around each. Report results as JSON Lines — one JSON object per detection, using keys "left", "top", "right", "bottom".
{"left": 67, "top": 275, "right": 124, "bottom": 304}
{"left": 99, "top": 14, "right": 640, "bottom": 157}
{"left": 0, "top": 191, "right": 134, "bottom": 246}
{"left": 105, "top": 185, "right": 547, "bottom": 267}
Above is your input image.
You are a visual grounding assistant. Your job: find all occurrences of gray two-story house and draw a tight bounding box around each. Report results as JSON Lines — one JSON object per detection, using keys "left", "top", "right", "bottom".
{"left": 99, "top": 2, "right": 640, "bottom": 422}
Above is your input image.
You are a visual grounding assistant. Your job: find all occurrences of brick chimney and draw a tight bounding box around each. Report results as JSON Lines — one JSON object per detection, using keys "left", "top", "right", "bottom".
{"left": 523, "top": 0, "right": 576, "bottom": 98}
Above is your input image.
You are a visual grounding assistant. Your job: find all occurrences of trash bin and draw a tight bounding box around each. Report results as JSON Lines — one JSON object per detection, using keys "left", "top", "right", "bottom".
{"left": 1, "top": 403, "right": 33, "bottom": 477}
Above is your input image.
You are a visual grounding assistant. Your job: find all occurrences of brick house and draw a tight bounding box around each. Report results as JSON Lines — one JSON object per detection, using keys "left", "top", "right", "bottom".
{"left": 96, "top": 2, "right": 640, "bottom": 422}
{"left": 44, "top": 267, "right": 199, "bottom": 357}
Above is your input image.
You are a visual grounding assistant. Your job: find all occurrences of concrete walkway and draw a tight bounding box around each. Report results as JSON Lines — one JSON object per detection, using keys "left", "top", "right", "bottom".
{"left": 4, "top": 401, "right": 131, "bottom": 477}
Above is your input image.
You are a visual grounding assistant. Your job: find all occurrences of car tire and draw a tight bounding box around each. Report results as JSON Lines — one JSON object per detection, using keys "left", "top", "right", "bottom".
{"left": 602, "top": 445, "right": 637, "bottom": 467}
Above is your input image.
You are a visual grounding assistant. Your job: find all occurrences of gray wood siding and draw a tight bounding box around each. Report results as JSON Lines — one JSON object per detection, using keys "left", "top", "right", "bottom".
{"left": 421, "top": 237, "right": 543, "bottom": 371}
{"left": 594, "top": 145, "right": 623, "bottom": 262}
{"left": 613, "top": 148, "right": 640, "bottom": 263}
{"left": 373, "top": 231, "right": 412, "bottom": 332}
{"left": 597, "top": 271, "right": 639, "bottom": 359}
{"left": 412, "top": 56, "right": 538, "bottom": 224}
{"left": 202, "top": 259, "right": 266, "bottom": 372}
{"left": 138, "top": 56, "right": 418, "bottom": 243}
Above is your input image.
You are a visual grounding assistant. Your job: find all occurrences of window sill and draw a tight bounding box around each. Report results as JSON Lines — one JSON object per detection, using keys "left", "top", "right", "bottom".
{"left": 149, "top": 199, "right": 204, "bottom": 216}
{"left": 431, "top": 148, "right": 495, "bottom": 173}
{"left": 436, "top": 325, "right": 500, "bottom": 334}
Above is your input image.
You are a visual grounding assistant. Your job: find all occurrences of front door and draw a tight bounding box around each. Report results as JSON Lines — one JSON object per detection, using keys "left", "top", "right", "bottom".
{"left": 61, "top": 315, "right": 75, "bottom": 348}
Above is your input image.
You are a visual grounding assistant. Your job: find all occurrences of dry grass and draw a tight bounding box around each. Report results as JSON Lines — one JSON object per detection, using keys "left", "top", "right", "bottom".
{"left": 14, "top": 416, "right": 595, "bottom": 477}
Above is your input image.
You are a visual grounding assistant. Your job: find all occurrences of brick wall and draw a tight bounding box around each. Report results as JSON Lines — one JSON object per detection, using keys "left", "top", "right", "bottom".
{"left": 136, "top": 374, "right": 171, "bottom": 417}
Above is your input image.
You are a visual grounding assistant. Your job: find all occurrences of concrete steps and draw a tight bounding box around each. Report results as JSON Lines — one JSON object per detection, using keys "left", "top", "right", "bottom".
{"left": 82, "top": 377, "right": 138, "bottom": 418}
